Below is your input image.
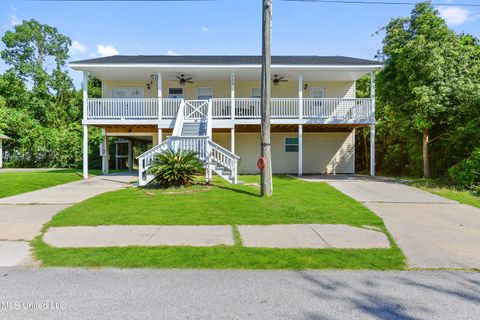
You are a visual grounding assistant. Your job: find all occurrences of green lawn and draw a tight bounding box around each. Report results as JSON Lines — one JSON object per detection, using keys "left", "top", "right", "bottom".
{"left": 0, "top": 169, "right": 84, "bottom": 198}
{"left": 407, "top": 180, "right": 480, "bottom": 209}
{"left": 35, "top": 176, "right": 405, "bottom": 270}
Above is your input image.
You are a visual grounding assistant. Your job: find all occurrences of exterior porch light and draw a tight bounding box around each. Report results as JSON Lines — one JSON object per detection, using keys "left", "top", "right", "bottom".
{"left": 304, "top": 83, "right": 308, "bottom": 91}
{"left": 146, "top": 75, "right": 157, "bottom": 90}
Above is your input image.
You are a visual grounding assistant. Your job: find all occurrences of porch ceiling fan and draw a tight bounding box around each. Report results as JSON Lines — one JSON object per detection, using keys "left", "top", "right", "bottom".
{"left": 273, "top": 75, "right": 288, "bottom": 85}
{"left": 177, "top": 74, "right": 194, "bottom": 86}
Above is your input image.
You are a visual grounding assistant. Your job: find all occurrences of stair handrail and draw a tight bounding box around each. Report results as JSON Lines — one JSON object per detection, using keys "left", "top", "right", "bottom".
{"left": 207, "top": 140, "right": 240, "bottom": 160}
{"left": 172, "top": 99, "right": 185, "bottom": 137}
{"left": 208, "top": 140, "right": 240, "bottom": 184}
{"left": 137, "top": 140, "right": 169, "bottom": 186}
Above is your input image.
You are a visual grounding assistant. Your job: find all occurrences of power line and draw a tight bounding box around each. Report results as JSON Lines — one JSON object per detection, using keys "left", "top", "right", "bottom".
{"left": 281, "top": 0, "right": 480, "bottom": 7}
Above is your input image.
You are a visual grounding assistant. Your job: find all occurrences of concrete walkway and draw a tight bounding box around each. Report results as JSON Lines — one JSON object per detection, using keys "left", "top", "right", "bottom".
{"left": 0, "top": 173, "right": 135, "bottom": 266}
{"left": 44, "top": 225, "right": 235, "bottom": 247}
{"left": 238, "top": 224, "right": 389, "bottom": 249}
{"left": 42, "top": 224, "right": 390, "bottom": 249}
{"left": 302, "top": 176, "right": 480, "bottom": 269}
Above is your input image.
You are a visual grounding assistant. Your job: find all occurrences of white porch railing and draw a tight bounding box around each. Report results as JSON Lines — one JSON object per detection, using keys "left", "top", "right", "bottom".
{"left": 235, "top": 98, "right": 261, "bottom": 118}
{"left": 212, "top": 98, "right": 231, "bottom": 118}
{"left": 271, "top": 98, "right": 299, "bottom": 118}
{"left": 302, "top": 98, "right": 373, "bottom": 119}
{"left": 86, "top": 97, "right": 374, "bottom": 121}
{"left": 86, "top": 98, "right": 181, "bottom": 119}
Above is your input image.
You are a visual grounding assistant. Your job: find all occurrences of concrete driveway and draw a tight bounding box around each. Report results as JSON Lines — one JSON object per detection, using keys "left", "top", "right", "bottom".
{"left": 302, "top": 176, "right": 480, "bottom": 269}
{"left": 0, "top": 173, "right": 135, "bottom": 267}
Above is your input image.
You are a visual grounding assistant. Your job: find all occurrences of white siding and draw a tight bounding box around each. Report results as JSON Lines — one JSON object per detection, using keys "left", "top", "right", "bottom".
{"left": 232, "top": 131, "right": 354, "bottom": 175}
{"left": 345, "top": 82, "right": 356, "bottom": 98}
{"left": 303, "top": 132, "right": 355, "bottom": 174}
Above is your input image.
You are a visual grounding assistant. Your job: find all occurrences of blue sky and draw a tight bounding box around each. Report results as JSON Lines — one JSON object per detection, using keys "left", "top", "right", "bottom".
{"left": 0, "top": 0, "right": 479, "bottom": 86}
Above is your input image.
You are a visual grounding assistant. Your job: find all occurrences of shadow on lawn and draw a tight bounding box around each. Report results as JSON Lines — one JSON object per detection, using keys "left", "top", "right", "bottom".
{"left": 215, "top": 184, "right": 261, "bottom": 198}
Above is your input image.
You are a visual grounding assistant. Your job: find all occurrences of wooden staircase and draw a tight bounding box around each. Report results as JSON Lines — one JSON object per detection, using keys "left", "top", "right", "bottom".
{"left": 138, "top": 99, "right": 240, "bottom": 187}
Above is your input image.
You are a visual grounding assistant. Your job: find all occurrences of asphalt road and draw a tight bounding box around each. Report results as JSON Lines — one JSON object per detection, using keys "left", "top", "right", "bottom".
{"left": 0, "top": 268, "right": 479, "bottom": 319}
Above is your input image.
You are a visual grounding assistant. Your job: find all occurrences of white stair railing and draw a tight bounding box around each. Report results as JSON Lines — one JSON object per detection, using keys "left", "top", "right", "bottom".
{"left": 172, "top": 100, "right": 185, "bottom": 137}
{"left": 137, "top": 140, "right": 169, "bottom": 186}
{"left": 208, "top": 140, "right": 240, "bottom": 184}
{"left": 138, "top": 98, "right": 240, "bottom": 186}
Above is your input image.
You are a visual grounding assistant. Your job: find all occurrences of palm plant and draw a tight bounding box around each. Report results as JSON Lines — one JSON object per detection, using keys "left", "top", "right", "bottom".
{"left": 147, "top": 149, "right": 204, "bottom": 188}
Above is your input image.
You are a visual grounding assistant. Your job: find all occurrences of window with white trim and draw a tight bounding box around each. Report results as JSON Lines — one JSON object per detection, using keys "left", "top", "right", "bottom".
{"left": 251, "top": 87, "right": 261, "bottom": 98}
{"left": 197, "top": 88, "right": 213, "bottom": 100}
{"left": 168, "top": 88, "right": 184, "bottom": 99}
{"left": 112, "top": 88, "right": 144, "bottom": 98}
{"left": 285, "top": 137, "right": 299, "bottom": 152}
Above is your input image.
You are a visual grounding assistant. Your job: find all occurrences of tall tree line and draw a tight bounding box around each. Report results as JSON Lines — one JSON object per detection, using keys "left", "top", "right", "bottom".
{"left": 0, "top": 19, "right": 102, "bottom": 168}
{"left": 356, "top": 2, "right": 480, "bottom": 182}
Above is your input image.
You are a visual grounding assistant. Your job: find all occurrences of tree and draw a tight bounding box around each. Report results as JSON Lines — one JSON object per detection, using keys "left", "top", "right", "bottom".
{"left": 376, "top": 2, "right": 478, "bottom": 178}
{"left": 1, "top": 19, "right": 73, "bottom": 125}
{"left": 0, "top": 20, "right": 103, "bottom": 169}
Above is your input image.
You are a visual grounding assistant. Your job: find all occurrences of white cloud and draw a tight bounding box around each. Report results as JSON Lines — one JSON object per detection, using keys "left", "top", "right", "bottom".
{"left": 166, "top": 49, "right": 181, "bottom": 56}
{"left": 437, "top": 6, "right": 477, "bottom": 26}
{"left": 201, "top": 26, "right": 215, "bottom": 34}
{"left": 10, "top": 14, "right": 20, "bottom": 26}
{"left": 70, "top": 41, "right": 87, "bottom": 54}
{"left": 96, "top": 44, "right": 119, "bottom": 57}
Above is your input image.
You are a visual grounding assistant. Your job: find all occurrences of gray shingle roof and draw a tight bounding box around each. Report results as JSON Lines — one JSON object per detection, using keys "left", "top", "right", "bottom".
{"left": 70, "top": 55, "right": 380, "bottom": 66}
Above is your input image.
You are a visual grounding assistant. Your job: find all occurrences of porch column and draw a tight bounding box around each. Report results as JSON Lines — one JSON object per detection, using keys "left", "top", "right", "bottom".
{"left": 158, "top": 127, "right": 163, "bottom": 143}
{"left": 152, "top": 133, "right": 159, "bottom": 146}
{"left": 115, "top": 142, "right": 119, "bottom": 171}
{"left": 157, "top": 72, "right": 163, "bottom": 120}
{"left": 128, "top": 139, "right": 133, "bottom": 172}
{"left": 298, "top": 73, "right": 303, "bottom": 120}
{"left": 298, "top": 124, "right": 303, "bottom": 176}
{"left": 82, "top": 71, "right": 88, "bottom": 122}
{"left": 230, "top": 72, "right": 235, "bottom": 120}
{"left": 101, "top": 129, "right": 109, "bottom": 175}
{"left": 83, "top": 125, "right": 88, "bottom": 179}
{"left": 231, "top": 127, "right": 235, "bottom": 153}
{"left": 370, "top": 71, "right": 376, "bottom": 176}
{"left": 82, "top": 71, "right": 88, "bottom": 180}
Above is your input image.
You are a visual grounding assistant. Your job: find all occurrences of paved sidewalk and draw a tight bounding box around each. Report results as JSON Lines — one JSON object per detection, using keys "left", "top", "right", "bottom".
{"left": 302, "top": 176, "right": 480, "bottom": 269}
{"left": 42, "top": 224, "right": 389, "bottom": 249}
{"left": 0, "top": 174, "right": 135, "bottom": 266}
{"left": 44, "top": 225, "right": 235, "bottom": 247}
{"left": 238, "top": 224, "right": 389, "bottom": 249}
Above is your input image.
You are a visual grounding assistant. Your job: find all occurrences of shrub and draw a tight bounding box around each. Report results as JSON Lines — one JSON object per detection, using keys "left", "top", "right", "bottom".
{"left": 448, "top": 148, "right": 480, "bottom": 194}
{"left": 147, "top": 149, "right": 204, "bottom": 188}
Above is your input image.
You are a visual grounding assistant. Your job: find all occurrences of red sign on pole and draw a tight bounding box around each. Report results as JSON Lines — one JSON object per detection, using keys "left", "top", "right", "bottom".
{"left": 257, "top": 157, "right": 266, "bottom": 171}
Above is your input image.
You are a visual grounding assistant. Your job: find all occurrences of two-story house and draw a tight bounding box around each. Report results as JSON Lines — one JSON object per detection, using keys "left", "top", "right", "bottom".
{"left": 70, "top": 55, "right": 380, "bottom": 186}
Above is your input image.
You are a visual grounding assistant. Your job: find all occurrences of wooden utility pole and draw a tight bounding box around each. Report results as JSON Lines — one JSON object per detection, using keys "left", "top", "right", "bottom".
{"left": 260, "top": 0, "right": 273, "bottom": 196}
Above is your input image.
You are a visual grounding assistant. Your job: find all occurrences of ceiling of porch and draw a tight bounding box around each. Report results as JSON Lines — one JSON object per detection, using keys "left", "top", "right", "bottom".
{"left": 72, "top": 66, "right": 379, "bottom": 82}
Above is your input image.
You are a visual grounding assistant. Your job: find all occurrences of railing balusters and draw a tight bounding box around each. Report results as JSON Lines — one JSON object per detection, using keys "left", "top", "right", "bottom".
{"left": 85, "top": 98, "right": 374, "bottom": 121}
